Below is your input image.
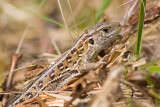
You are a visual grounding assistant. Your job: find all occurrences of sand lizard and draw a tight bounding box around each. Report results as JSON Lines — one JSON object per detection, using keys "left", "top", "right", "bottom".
{"left": 5, "top": 22, "right": 121, "bottom": 107}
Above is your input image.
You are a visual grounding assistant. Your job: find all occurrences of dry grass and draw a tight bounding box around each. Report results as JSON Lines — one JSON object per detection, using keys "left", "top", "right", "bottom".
{"left": 0, "top": 0, "right": 160, "bottom": 107}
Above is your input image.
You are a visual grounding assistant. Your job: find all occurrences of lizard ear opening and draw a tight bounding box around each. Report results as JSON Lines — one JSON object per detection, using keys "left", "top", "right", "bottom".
{"left": 89, "top": 38, "right": 94, "bottom": 45}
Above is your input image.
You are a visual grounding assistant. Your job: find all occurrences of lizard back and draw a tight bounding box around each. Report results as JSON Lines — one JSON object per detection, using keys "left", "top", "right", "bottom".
{"left": 5, "top": 22, "right": 121, "bottom": 107}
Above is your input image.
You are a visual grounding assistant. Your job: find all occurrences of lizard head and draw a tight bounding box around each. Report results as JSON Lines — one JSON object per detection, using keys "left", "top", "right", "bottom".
{"left": 86, "top": 22, "right": 122, "bottom": 50}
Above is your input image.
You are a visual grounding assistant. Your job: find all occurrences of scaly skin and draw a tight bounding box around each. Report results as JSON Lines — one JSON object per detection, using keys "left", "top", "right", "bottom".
{"left": 6, "top": 22, "right": 121, "bottom": 107}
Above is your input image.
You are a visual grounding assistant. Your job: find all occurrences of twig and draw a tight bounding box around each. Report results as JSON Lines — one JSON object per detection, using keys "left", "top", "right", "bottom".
{"left": 1, "top": 54, "right": 22, "bottom": 106}
{"left": 66, "top": 0, "right": 79, "bottom": 36}
{"left": 57, "top": 0, "right": 74, "bottom": 42}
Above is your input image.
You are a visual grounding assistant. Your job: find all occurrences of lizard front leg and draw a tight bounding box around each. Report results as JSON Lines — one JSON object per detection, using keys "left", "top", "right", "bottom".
{"left": 78, "top": 54, "right": 110, "bottom": 72}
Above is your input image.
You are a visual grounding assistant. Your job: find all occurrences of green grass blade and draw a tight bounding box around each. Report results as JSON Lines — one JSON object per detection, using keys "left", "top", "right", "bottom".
{"left": 136, "top": 0, "right": 146, "bottom": 55}
{"left": 2, "top": 2, "right": 66, "bottom": 28}
{"left": 95, "top": 0, "right": 111, "bottom": 23}
{"left": 15, "top": 6, "right": 78, "bottom": 35}
{"left": 10, "top": 4, "right": 77, "bottom": 35}
{"left": 148, "top": 66, "right": 160, "bottom": 75}
{"left": 15, "top": 6, "right": 65, "bottom": 28}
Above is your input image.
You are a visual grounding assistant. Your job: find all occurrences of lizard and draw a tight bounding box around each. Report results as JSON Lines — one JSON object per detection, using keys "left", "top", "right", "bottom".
{"left": 5, "top": 22, "right": 122, "bottom": 107}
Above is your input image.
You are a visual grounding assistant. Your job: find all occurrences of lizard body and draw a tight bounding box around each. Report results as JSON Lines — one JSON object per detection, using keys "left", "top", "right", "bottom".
{"left": 6, "top": 22, "right": 121, "bottom": 107}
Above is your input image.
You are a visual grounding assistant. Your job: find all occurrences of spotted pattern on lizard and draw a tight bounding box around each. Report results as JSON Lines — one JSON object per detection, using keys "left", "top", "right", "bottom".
{"left": 5, "top": 22, "right": 121, "bottom": 107}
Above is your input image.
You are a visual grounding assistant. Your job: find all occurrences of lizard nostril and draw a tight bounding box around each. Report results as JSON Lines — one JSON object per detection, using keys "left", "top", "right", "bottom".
{"left": 89, "top": 38, "right": 94, "bottom": 45}
{"left": 102, "top": 28, "right": 109, "bottom": 33}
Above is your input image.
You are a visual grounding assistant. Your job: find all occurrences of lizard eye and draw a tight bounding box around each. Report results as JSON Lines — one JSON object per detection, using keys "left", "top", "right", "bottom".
{"left": 102, "top": 28, "right": 109, "bottom": 33}
{"left": 89, "top": 38, "right": 94, "bottom": 45}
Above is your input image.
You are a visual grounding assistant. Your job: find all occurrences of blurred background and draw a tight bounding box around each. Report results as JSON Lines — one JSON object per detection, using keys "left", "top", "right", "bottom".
{"left": 0, "top": 0, "right": 159, "bottom": 92}
{"left": 0, "top": 0, "right": 126, "bottom": 85}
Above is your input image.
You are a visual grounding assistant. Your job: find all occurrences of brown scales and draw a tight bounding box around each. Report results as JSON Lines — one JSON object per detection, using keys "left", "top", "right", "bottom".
{"left": 5, "top": 22, "right": 121, "bottom": 107}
